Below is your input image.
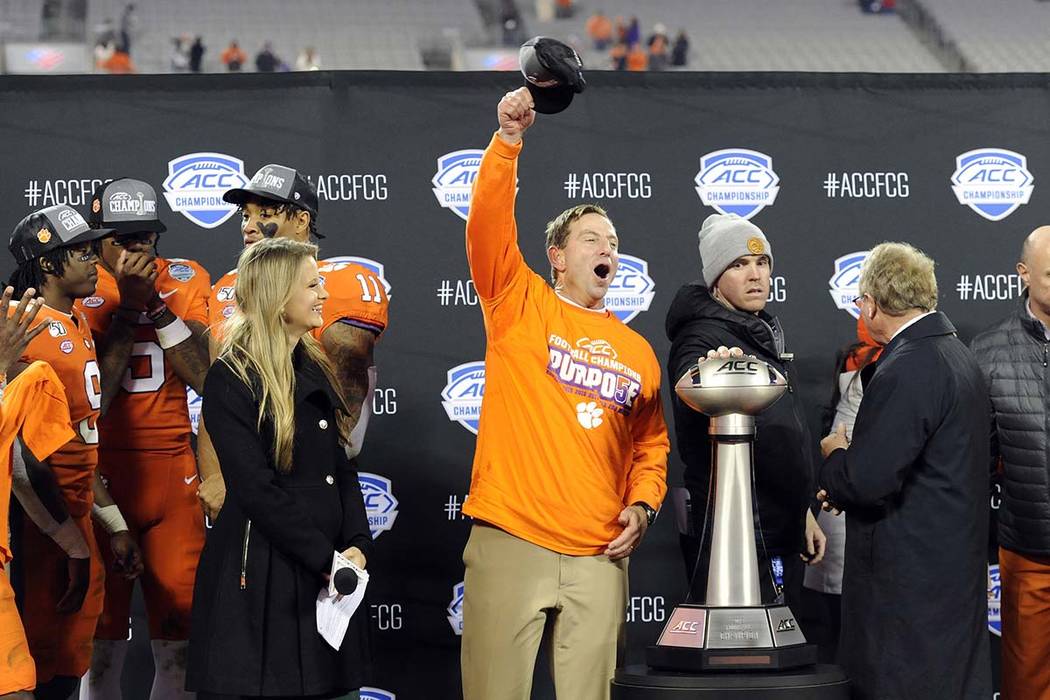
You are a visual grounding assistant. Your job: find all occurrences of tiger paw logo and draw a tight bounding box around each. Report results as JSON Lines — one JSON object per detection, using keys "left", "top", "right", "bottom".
{"left": 576, "top": 401, "right": 604, "bottom": 429}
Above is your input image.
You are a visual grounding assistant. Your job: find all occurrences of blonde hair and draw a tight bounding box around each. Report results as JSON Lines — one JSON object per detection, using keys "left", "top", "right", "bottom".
{"left": 218, "top": 237, "right": 345, "bottom": 472}
{"left": 859, "top": 242, "right": 938, "bottom": 316}
{"left": 544, "top": 203, "right": 610, "bottom": 284}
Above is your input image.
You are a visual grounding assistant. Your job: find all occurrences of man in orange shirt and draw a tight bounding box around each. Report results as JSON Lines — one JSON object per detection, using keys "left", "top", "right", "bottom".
{"left": 197, "top": 164, "right": 388, "bottom": 519}
{"left": 76, "top": 178, "right": 211, "bottom": 700}
{"left": 6, "top": 205, "right": 145, "bottom": 700}
{"left": 459, "top": 89, "right": 668, "bottom": 700}
{"left": 0, "top": 286, "right": 77, "bottom": 700}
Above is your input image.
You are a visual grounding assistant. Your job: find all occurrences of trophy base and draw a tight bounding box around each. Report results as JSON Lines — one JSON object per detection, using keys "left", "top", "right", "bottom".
{"left": 646, "top": 603, "right": 817, "bottom": 672}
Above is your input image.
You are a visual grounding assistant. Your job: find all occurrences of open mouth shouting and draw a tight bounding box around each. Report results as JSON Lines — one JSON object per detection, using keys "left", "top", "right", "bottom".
{"left": 594, "top": 263, "right": 612, "bottom": 282}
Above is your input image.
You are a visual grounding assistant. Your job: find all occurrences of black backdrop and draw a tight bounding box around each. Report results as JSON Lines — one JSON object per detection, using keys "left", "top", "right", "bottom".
{"left": 2, "top": 70, "right": 1036, "bottom": 699}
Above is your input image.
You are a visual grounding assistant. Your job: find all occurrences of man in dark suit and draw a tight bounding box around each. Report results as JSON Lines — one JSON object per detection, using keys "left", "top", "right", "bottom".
{"left": 818, "top": 241, "right": 991, "bottom": 700}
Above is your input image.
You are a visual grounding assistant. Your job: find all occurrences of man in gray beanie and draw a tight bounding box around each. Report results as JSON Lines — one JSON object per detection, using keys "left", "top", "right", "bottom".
{"left": 664, "top": 213, "right": 825, "bottom": 609}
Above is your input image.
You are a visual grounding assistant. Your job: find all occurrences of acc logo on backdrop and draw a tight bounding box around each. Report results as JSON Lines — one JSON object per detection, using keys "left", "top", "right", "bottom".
{"left": 828, "top": 251, "right": 869, "bottom": 320}
{"left": 441, "top": 361, "right": 486, "bottom": 435}
{"left": 694, "top": 149, "right": 780, "bottom": 220}
{"left": 163, "top": 152, "right": 249, "bottom": 229}
{"left": 606, "top": 254, "right": 655, "bottom": 324}
{"left": 988, "top": 563, "right": 1001, "bottom": 636}
{"left": 447, "top": 581, "right": 465, "bottom": 635}
{"left": 320, "top": 255, "right": 393, "bottom": 299}
{"left": 358, "top": 472, "right": 398, "bottom": 538}
{"left": 951, "top": 148, "right": 1034, "bottom": 221}
{"left": 360, "top": 689, "right": 396, "bottom": 700}
{"left": 432, "top": 149, "right": 484, "bottom": 221}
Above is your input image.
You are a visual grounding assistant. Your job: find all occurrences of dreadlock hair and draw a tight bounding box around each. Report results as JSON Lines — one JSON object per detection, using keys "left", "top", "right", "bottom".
{"left": 8, "top": 247, "right": 73, "bottom": 297}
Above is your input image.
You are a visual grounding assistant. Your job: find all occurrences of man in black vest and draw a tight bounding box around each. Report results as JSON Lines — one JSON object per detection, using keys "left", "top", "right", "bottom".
{"left": 971, "top": 225, "right": 1050, "bottom": 699}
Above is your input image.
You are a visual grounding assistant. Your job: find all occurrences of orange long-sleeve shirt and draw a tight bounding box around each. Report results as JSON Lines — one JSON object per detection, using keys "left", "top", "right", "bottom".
{"left": 461, "top": 132, "right": 668, "bottom": 555}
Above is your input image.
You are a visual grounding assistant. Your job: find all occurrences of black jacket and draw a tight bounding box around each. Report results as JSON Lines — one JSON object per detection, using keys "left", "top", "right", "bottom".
{"left": 971, "top": 292, "right": 1050, "bottom": 556}
{"left": 819, "top": 313, "right": 991, "bottom": 700}
{"left": 187, "top": 348, "right": 374, "bottom": 697}
{"left": 665, "top": 282, "right": 813, "bottom": 554}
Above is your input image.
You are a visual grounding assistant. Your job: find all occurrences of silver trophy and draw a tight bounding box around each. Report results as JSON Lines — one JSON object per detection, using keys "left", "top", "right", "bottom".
{"left": 646, "top": 355, "right": 817, "bottom": 672}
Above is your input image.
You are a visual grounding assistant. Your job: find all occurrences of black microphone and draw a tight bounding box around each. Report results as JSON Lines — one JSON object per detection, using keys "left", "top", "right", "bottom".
{"left": 333, "top": 566, "right": 359, "bottom": 595}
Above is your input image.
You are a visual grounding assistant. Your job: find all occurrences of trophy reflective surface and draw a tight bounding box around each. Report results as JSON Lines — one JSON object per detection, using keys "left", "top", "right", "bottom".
{"left": 646, "top": 356, "right": 818, "bottom": 672}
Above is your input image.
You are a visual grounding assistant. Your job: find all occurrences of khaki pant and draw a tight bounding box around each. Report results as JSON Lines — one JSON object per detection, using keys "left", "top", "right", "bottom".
{"left": 461, "top": 523, "right": 628, "bottom": 700}
{"left": 1000, "top": 546, "right": 1050, "bottom": 700}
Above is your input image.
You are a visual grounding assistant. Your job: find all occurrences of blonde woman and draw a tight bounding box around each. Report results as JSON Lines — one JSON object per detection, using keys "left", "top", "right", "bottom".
{"left": 187, "top": 238, "right": 372, "bottom": 700}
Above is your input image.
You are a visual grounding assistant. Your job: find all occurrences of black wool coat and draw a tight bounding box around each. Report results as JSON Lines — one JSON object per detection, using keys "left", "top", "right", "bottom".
{"left": 819, "top": 312, "right": 991, "bottom": 700}
{"left": 187, "top": 348, "right": 374, "bottom": 697}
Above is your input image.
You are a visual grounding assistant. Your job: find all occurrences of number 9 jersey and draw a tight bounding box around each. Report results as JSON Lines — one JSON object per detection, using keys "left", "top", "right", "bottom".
{"left": 19, "top": 305, "right": 101, "bottom": 516}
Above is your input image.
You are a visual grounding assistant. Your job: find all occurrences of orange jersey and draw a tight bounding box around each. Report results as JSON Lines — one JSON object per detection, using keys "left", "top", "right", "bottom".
{"left": 20, "top": 305, "right": 101, "bottom": 516}
{"left": 209, "top": 257, "right": 389, "bottom": 341}
{"left": 0, "top": 362, "right": 76, "bottom": 563}
{"left": 77, "top": 258, "right": 211, "bottom": 452}
{"left": 461, "top": 133, "right": 669, "bottom": 556}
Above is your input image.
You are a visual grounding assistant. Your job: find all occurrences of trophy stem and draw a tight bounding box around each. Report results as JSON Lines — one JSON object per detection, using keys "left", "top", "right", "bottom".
{"left": 706, "top": 441, "right": 761, "bottom": 607}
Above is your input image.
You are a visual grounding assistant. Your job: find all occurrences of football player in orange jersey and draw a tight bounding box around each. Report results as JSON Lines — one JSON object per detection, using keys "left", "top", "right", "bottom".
{"left": 5, "top": 204, "right": 147, "bottom": 700}
{"left": 197, "top": 164, "right": 388, "bottom": 520}
{"left": 75, "top": 179, "right": 211, "bottom": 700}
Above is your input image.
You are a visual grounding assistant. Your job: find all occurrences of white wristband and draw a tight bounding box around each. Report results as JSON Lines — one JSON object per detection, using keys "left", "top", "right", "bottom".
{"left": 92, "top": 503, "right": 129, "bottom": 535}
{"left": 155, "top": 316, "right": 192, "bottom": 349}
{"left": 45, "top": 518, "right": 91, "bottom": 559}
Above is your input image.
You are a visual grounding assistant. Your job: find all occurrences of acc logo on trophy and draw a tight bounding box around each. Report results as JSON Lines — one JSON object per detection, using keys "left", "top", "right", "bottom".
{"left": 951, "top": 148, "right": 1034, "bottom": 222}
{"left": 447, "top": 581, "right": 465, "bottom": 635}
{"left": 988, "top": 563, "right": 1001, "bottom": 636}
{"left": 320, "top": 255, "right": 393, "bottom": 299}
{"left": 606, "top": 254, "right": 656, "bottom": 324}
{"left": 441, "top": 361, "right": 486, "bottom": 435}
{"left": 432, "top": 149, "right": 485, "bottom": 221}
{"left": 163, "top": 152, "right": 249, "bottom": 229}
{"left": 828, "top": 251, "right": 870, "bottom": 320}
{"left": 360, "top": 689, "right": 396, "bottom": 700}
{"left": 358, "top": 472, "right": 399, "bottom": 538}
{"left": 694, "top": 149, "right": 780, "bottom": 220}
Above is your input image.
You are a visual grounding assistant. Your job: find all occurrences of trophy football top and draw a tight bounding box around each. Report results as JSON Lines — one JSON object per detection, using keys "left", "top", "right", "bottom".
{"left": 674, "top": 356, "right": 788, "bottom": 417}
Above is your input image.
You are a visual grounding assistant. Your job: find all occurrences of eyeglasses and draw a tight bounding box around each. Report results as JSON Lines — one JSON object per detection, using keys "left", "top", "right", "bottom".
{"left": 852, "top": 294, "right": 866, "bottom": 307}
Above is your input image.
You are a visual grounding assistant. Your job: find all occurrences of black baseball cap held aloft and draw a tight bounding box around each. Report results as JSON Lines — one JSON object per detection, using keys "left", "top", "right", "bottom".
{"left": 9, "top": 204, "right": 114, "bottom": 265}
{"left": 89, "top": 178, "right": 168, "bottom": 235}
{"left": 519, "top": 37, "right": 587, "bottom": 114}
{"left": 223, "top": 163, "right": 323, "bottom": 237}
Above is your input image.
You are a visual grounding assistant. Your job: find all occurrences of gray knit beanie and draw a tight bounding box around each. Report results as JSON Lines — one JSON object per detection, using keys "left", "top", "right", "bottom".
{"left": 697, "top": 213, "right": 773, "bottom": 287}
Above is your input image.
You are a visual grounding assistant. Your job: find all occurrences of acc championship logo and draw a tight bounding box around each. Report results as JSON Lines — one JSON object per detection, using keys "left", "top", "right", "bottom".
{"left": 108, "top": 190, "right": 156, "bottom": 216}
{"left": 951, "top": 148, "right": 1034, "bottom": 221}
{"left": 447, "top": 581, "right": 465, "bottom": 635}
{"left": 360, "top": 689, "right": 396, "bottom": 700}
{"left": 358, "top": 473, "right": 398, "bottom": 538}
{"left": 320, "top": 255, "right": 393, "bottom": 299}
{"left": 186, "top": 388, "right": 202, "bottom": 435}
{"left": 606, "top": 254, "right": 655, "bottom": 324}
{"left": 163, "top": 152, "right": 249, "bottom": 229}
{"left": 988, "top": 563, "right": 1001, "bottom": 636}
{"left": 441, "top": 361, "right": 485, "bottom": 434}
{"left": 828, "top": 251, "right": 869, "bottom": 320}
{"left": 432, "top": 149, "right": 485, "bottom": 221}
{"left": 694, "top": 149, "right": 780, "bottom": 219}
